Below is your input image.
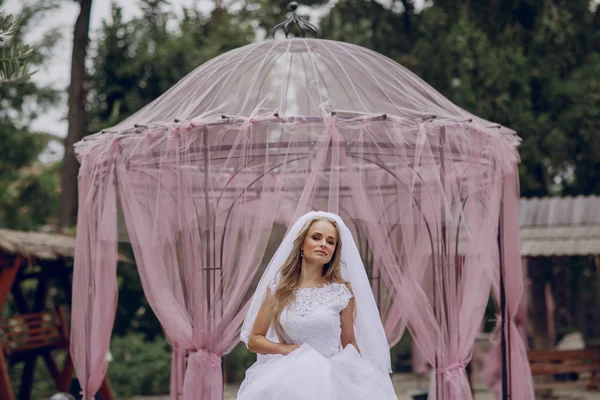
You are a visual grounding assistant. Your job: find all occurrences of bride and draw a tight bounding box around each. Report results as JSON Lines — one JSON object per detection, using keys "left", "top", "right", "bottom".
{"left": 238, "top": 211, "right": 398, "bottom": 399}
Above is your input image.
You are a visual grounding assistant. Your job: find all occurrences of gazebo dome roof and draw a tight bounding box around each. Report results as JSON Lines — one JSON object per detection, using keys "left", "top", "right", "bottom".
{"left": 106, "top": 38, "right": 514, "bottom": 136}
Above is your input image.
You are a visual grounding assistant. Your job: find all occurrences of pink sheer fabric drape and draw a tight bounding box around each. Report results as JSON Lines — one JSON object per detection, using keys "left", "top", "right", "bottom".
{"left": 483, "top": 170, "right": 535, "bottom": 399}
{"left": 518, "top": 257, "right": 530, "bottom": 345}
{"left": 409, "top": 172, "right": 503, "bottom": 400}
{"left": 72, "top": 118, "right": 525, "bottom": 400}
{"left": 169, "top": 343, "right": 185, "bottom": 399}
{"left": 71, "top": 147, "right": 119, "bottom": 399}
{"left": 334, "top": 121, "right": 514, "bottom": 400}
{"left": 499, "top": 170, "right": 535, "bottom": 399}
{"left": 113, "top": 124, "right": 283, "bottom": 400}
{"left": 494, "top": 170, "right": 534, "bottom": 399}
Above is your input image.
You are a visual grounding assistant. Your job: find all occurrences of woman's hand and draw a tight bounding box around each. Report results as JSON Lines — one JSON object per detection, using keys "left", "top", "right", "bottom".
{"left": 279, "top": 343, "right": 302, "bottom": 355}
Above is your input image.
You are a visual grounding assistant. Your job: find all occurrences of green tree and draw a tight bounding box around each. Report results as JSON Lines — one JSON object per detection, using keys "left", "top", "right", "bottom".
{"left": 0, "top": 9, "right": 34, "bottom": 83}
{"left": 107, "top": 333, "right": 172, "bottom": 396}
{"left": 319, "top": 0, "right": 415, "bottom": 59}
{"left": 0, "top": 0, "right": 62, "bottom": 230}
{"left": 560, "top": 53, "right": 600, "bottom": 195}
{"left": 0, "top": 127, "right": 61, "bottom": 230}
{"left": 405, "top": 0, "right": 599, "bottom": 196}
{"left": 87, "top": 1, "right": 255, "bottom": 134}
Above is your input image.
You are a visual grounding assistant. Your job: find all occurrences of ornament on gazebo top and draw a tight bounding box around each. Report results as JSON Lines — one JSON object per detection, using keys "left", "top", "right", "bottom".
{"left": 272, "top": 2, "right": 318, "bottom": 38}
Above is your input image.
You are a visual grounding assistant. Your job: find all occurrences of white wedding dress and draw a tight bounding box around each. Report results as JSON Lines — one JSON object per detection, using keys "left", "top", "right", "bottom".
{"left": 237, "top": 282, "right": 398, "bottom": 400}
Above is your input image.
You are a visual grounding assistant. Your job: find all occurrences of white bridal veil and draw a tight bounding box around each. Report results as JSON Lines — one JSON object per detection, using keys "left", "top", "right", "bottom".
{"left": 240, "top": 211, "right": 392, "bottom": 373}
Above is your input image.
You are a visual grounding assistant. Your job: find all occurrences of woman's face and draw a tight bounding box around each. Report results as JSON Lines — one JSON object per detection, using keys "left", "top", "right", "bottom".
{"left": 301, "top": 220, "right": 338, "bottom": 265}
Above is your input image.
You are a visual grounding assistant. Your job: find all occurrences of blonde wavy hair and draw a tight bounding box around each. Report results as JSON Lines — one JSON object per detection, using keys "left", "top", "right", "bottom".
{"left": 269, "top": 217, "right": 346, "bottom": 343}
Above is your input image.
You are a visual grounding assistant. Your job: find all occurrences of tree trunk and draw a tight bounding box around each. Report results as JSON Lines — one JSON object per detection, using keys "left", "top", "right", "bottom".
{"left": 399, "top": 0, "right": 413, "bottom": 38}
{"left": 58, "top": 0, "right": 93, "bottom": 230}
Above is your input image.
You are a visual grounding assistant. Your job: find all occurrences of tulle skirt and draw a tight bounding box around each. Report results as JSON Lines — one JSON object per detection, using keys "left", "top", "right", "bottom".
{"left": 237, "top": 344, "right": 398, "bottom": 400}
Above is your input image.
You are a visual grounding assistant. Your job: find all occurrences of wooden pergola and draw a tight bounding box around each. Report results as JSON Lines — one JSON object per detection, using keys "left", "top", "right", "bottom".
{"left": 0, "top": 229, "right": 116, "bottom": 400}
{"left": 519, "top": 195, "right": 600, "bottom": 348}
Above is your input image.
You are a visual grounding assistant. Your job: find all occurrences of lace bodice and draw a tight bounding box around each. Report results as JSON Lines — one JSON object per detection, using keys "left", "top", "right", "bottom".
{"left": 269, "top": 282, "right": 353, "bottom": 358}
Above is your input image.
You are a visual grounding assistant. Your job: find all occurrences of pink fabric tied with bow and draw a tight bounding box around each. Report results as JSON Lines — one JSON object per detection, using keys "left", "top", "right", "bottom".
{"left": 435, "top": 361, "right": 471, "bottom": 399}
{"left": 436, "top": 361, "right": 466, "bottom": 376}
{"left": 182, "top": 349, "right": 223, "bottom": 400}
{"left": 481, "top": 171, "right": 535, "bottom": 399}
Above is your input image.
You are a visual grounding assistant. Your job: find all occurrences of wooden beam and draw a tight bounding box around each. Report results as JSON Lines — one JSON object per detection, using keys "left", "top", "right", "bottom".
{"left": 0, "top": 252, "right": 16, "bottom": 269}
{"left": 57, "top": 260, "right": 73, "bottom": 305}
{"left": 10, "top": 282, "right": 30, "bottom": 314}
{"left": 0, "top": 257, "right": 21, "bottom": 311}
{"left": 1, "top": 257, "right": 75, "bottom": 400}
{"left": 0, "top": 340, "right": 15, "bottom": 400}
{"left": 32, "top": 273, "right": 48, "bottom": 312}
{"left": 18, "top": 354, "right": 36, "bottom": 400}
{"left": 58, "top": 354, "right": 74, "bottom": 393}
{"left": 41, "top": 350, "right": 61, "bottom": 390}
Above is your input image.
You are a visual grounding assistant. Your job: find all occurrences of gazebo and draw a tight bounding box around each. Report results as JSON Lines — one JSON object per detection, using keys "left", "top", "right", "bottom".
{"left": 70, "top": 8, "right": 534, "bottom": 400}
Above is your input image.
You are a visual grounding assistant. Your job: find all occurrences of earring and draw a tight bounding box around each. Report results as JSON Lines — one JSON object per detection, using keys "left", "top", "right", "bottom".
{"left": 300, "top": 250, "right": 303, "bottom": 258}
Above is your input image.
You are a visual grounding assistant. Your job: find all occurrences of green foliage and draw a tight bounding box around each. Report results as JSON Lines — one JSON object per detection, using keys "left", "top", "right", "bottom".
{"left": 7, "top": 331, "right": 173, "bottom": 398}
{"left": 390, "top": 332, "right": 413, "bottom": 373}
{"left": 0, "top": 1, "right": 61, "bottom": 230}
{"left": 0, "top": 9, "right": 35, "bottom": 83}
{"left": 0, "top": 125, "right": 60, "bottom": 229}
{"left": 86, "top": 1, "right": 255, "bottom": 134}
{"left": 554, "top": 52, "right": 600, "bottom": 195}
{"left": 319, "top": 0, "right": 413, "bottom": 58}
{"left": 402, "top": 0, "right": 600, "bottom": 196}
{"left": 8, "top": 353, "right": 63, "bottom": 399}
{"left": 107, "top": 333, "right": 172, "bottom": 397}
{"left": 114, "top": 247, "right": 165, "bottom": 339}
{"left": 223, "top": 343, "right": 257, "bottom": 383}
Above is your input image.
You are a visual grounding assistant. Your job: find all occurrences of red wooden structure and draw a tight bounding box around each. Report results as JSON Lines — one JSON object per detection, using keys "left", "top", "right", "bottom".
{"left": 0, "top": 229, "right": 115, "bottom": 400}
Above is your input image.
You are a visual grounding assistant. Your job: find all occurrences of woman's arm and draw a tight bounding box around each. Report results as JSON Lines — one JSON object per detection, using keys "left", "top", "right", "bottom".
{"left": 340, "top": 296, "right": 360, "bottom": 353}
{"left": 247, "top": 288, "right": 301, "bottom": 356}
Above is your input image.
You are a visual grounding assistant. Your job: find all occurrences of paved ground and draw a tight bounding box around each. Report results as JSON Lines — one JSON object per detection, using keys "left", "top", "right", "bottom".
{"left": 133, "top": 372, "right": 600, "bottom": 399}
